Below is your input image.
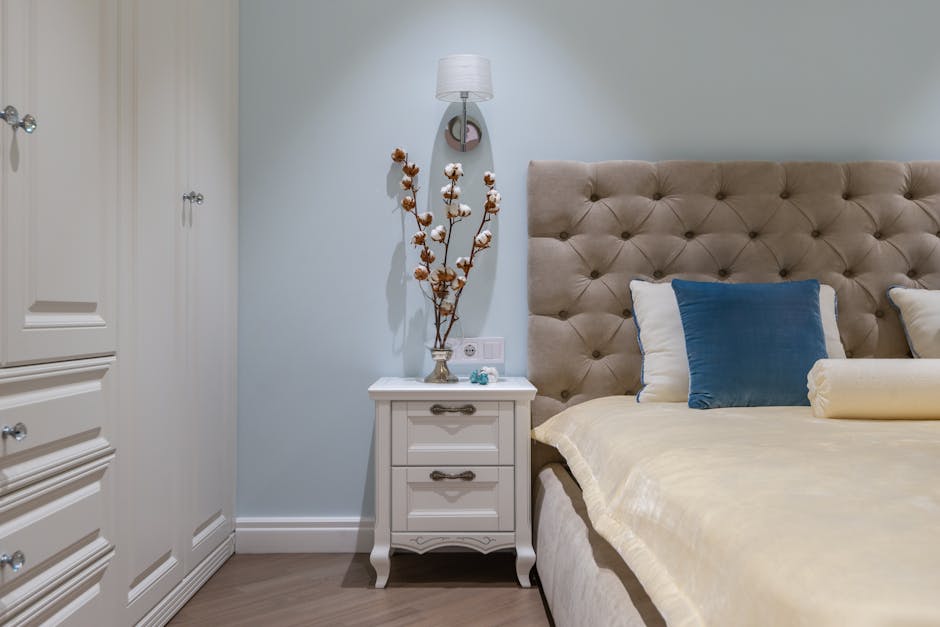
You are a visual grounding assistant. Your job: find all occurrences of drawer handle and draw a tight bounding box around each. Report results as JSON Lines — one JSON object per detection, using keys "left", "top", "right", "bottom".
{"left": 430, "top": 404, "right": 476, "bottom": 416}
{"left": 0, "top": 550, "right": 25, "bottom": 573}
{"left": 430, "top": 470, "right": 476, "bottom": 482}
{"left": 1, "top": 422, "right": 27, "bottom": 442}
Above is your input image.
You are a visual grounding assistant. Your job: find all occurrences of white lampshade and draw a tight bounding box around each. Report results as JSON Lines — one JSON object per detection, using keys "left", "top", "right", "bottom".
{"left": 436, "top": 54, "right": 493, "bottom": 102}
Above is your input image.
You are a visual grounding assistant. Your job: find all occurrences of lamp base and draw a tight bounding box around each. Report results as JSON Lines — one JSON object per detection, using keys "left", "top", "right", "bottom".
{"left": 445, "top": 116, "right": 482, "bottom": 152}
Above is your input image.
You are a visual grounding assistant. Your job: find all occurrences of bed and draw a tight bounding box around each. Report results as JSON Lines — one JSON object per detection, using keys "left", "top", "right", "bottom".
{"left": 526, "top": 160, "right": 940, "bottom": 626}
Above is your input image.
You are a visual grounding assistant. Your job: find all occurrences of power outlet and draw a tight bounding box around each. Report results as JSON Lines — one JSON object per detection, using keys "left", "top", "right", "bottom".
{"left": 450, "top": 337, "right": 505, "bottom": 365}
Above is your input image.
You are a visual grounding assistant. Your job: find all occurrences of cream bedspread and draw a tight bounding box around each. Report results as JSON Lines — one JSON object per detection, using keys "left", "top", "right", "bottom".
{"left": 532, "top": 397, "right": 940, "bottom": 627}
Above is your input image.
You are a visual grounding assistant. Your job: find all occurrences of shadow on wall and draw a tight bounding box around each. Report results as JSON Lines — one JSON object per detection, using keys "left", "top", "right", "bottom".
{"left": 385, "top": 102, "right": 496, "bottom": 377}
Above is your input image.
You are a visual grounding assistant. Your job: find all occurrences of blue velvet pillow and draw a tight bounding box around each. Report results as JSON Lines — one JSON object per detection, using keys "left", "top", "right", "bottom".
{"left": 671, "top": 279, "right": 827, "bottom": 408}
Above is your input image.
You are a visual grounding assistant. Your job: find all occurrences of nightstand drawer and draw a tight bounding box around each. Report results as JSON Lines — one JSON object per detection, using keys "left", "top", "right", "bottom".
{"left": 391, "top": 401, "right": 513, "bottom": 466}
{"left": 391, "top": 466, "right": 514, "bottom": 532}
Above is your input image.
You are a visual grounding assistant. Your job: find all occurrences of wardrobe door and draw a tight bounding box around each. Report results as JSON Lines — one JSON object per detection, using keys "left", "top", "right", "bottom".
{"left": 183, "top": 0, "right": 238, "bottom": 572}
{"left": 118, "top": 1, "right": 187, "bottom": 621}
{"left": 0, "top": 0, "right": 117, "bottom": 366}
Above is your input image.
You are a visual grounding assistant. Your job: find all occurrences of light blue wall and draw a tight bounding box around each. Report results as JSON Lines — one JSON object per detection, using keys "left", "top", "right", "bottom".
{"left": 238, "top": 0, "right": 940, "bottom": 517}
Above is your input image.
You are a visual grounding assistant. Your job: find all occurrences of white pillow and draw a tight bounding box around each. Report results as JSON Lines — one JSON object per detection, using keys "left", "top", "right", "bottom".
{"left": 630, "top": 280, "right": 846, "bottom": 402}
{"left": 887, "top": 287, "right": 940, "bottom": 357}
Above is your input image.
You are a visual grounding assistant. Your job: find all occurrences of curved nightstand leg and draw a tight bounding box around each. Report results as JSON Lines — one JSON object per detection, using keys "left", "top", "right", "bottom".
{"left": 515, "top": 543, "right": 535, "bottom": 588}
{"left": 371, "top": 544, "right": 390, "bottom": 588}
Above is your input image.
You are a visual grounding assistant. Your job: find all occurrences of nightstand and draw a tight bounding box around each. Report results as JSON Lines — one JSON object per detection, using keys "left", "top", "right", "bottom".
{"left": 368, "top": 376, "right": 538, "bottom": 588}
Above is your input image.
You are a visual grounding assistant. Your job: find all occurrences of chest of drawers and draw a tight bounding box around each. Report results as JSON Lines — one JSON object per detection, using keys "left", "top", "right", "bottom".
{"left": 368, "top": 377, "right": 536, "bottom": 588}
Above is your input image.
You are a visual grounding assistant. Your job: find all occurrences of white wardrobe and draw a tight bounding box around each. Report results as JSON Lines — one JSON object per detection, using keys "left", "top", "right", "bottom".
{"left": 116, "top": 0, "right": 238, "bottom": 624}
{"left": 0, "top": 1, "right": 237, "bottom": 625}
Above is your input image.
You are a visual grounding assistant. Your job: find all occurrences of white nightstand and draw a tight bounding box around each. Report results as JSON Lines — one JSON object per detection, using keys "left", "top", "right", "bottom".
{"left": 368, "top": 376, "right": 538, "bottom": 588}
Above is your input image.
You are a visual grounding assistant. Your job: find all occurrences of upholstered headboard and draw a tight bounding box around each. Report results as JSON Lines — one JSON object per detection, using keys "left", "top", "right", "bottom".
{"left": 527, "top": 160, "right": 940, "bottom": 466}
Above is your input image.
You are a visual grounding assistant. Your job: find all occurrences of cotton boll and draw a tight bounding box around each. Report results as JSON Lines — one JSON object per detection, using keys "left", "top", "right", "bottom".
{"left": 430, "top": 225, "right": 447, "bottom": 242}
{"left": 443, "top": 163, "right": 463, "bottom": 180}
{"left": 474, "top": 230, "right": 493, "bottom": 248}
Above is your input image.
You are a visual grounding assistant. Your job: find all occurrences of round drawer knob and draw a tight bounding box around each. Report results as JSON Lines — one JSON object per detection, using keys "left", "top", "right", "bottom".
{"left": 0, "top": 550, "right": 25, "bottom": 573}
{"left": 1, "top": 422, "right": 27, "bottom": 442}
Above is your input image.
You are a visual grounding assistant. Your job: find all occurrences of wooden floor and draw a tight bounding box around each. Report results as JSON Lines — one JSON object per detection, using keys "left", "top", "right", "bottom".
{"left": 168, "top": 553, "right": 551, "bottom": 627}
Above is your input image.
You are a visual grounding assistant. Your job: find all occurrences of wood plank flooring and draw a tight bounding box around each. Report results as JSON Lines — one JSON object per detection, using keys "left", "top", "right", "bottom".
{"left": 168, "top": 553, "right": 551, "bottom": 627}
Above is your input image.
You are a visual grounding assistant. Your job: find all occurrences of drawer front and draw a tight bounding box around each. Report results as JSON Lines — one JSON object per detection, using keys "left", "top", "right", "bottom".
{"left": 392, "top": 401, "right": 513, "bottom": 466}
{"left": 0, "top": 358, "right": 114, "bottom": 496}
{"left": 0, "top": 456, "right": 115, "bottom": 624}
{"left": 392, "top": 466, "right": 514, "bottom": 532}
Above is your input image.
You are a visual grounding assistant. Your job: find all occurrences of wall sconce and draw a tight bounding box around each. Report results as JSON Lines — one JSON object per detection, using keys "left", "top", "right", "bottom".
{"left": 436, "top": 54, "right": 493, "bottom": 152}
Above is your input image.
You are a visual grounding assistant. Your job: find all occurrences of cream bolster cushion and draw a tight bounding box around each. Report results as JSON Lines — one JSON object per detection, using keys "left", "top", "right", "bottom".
{"left": 808, "top": 358, "right": 940, "bottom": 419}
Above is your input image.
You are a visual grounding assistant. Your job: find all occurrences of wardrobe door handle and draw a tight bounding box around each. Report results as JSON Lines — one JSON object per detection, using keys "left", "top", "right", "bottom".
{"left": 182, "top": 191, "right": 205, "bottom": 205}
{"left": 1, "top": 422, "right": 27, "bottom": 442}
{"left": 1, "top": 106, "right": 37, "bottom": 134}
{"left": 0, "top": 550, "right": 26, "bottom": 573}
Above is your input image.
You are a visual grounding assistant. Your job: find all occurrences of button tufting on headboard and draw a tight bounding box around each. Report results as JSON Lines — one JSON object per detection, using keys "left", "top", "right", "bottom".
{"left": 528, "top": 160, "right": 940, "bottom": 469}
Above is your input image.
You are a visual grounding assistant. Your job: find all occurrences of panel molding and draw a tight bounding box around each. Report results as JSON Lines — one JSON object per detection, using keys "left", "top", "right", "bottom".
{"left": 0, "top": 0, "right": 118, "bottom": 366}
{"left": 2, "top": 541, "right": 115, "bottom": 627}
{"left": 135, "top": 534, "right": 234, "bottom": 627}
{"left": 0, "top": 357, "right": 115, "bottom": 497}
{"left": 234, "top": 517, "right": 374, "bottom": 554}
{"left": 390, "top": 532, "right": 515, "bottom": 555}
{"left": 127, "top": 552, "right": 179, "bottom": 607}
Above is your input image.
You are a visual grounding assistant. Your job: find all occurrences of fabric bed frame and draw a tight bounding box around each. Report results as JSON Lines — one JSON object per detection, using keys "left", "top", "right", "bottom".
{"left": 526, "top": 160, "right": 940, "bottom": 624}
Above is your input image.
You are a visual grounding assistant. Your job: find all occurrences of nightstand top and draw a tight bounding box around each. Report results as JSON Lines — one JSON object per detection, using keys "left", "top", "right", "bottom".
{"left": 369, "top": 376, "right": 536, "bottom": 401}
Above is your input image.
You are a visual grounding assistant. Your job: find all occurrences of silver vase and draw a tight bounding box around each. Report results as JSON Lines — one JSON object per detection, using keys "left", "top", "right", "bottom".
{"left": 424, "top": 347, "right": 458, "bottom": 383}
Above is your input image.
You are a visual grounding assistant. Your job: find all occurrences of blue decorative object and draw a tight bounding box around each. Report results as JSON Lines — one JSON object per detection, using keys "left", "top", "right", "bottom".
{"left": 671, "top": 279, "right": 827, "bottom": 408}
{"left": 469, "top": 367, "right": 498, "bottom": 385}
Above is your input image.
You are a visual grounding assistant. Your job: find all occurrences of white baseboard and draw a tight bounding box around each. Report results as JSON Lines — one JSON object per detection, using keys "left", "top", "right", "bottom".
{"left": 234, "top": 517, "right": 374, "bottom": 553}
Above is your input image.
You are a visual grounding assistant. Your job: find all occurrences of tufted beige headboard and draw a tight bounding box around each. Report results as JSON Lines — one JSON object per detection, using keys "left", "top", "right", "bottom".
{"left": 528, "top": 160, "right": 940, "bottom": 468}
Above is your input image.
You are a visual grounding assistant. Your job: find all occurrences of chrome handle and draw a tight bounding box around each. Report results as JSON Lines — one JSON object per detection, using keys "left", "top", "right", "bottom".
{"left": 0, "top": 551, "right": 25, "bottom": 573}
{"left": 182, "top": 191, "right": 204, "bottom": 205}
{"left": 1, "top": 106, "right": 37, "bottom": 133}
{"left": 430, "top": 404, "right": 476, "bottom": 416}
{"left": 430, "top": 470, "right": 476, "bottom": 482}
{"left": 1, "top": 422, "right": 27, "bottom": 442}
